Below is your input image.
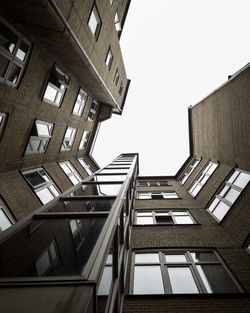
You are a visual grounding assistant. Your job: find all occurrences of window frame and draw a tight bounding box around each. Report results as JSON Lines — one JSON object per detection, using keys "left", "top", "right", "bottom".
{"left": 78, "top": 158, "right": 93, "bottom": 175}
{"left": 189, "top": 161, "right": 218, "bottom": 197}
{"left": 114, "top": 11, "right": 121, "bottom": 31}
{"left": 137, "top": 191, "right": 179, "bottom": 199}
{"left": 0, "top": 197, "right": 15, "bottom": 232}
{"left": 24, "top": 120, "right": 53, "bottom": 155}
{"left": 87, "top": 100, "right": 98, "bottom": 121}
{"left": 207, "top": 168, "right": 250, "bottom": 223}
{"left": 0, "top": 16, "right": 31, "bottom": 87}
{"left": 79, "top": 130, "right": 90, "bottom": 150}
{"left": 0, "top": 112, "right": 7, "bottom": 139}
{"left": 137, "top": 181, "right": 171, "bottom": 187}
{"left": 22, "top": 167, "right": 60, "bottom": 205}
{"left": 59, "top": 161, "right": 82, "bottom": 186}
{"left": 135, "top": 210, "right": 196, "bottom": 225}
{"left": 105, "top": 47, "right": 113, "bottom": 70}
{"left": 72, "top": 88, "right": 88, "bottom": 116}
{"left": 42, "top": 65, "right": 69, "bottom": 107}
{"left": 113, "top": 69, "right": 119, "bottom": 85}
{"left": 60, "top": 126, "right": 77, "bottom": 151}
{"left": 88, "top": 4, "right": 102, "bottom": 40}
{"left": 130, "top": 249, "right": 243, "bottom": 295}
{"left": 69, "top": 219, "right": 86, "bottom": 251}
{"left": 179, "top": 157, "right": 201, "bottom": 185}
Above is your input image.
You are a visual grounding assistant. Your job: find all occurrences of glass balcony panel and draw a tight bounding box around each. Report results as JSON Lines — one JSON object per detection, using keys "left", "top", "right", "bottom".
{"left": 52, "top": 199, "right": 115, "bottom": 213}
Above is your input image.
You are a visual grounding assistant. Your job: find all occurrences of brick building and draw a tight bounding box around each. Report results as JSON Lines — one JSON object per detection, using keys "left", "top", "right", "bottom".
{"left": 0, "top": 1, "right": 250, "bottom": 313}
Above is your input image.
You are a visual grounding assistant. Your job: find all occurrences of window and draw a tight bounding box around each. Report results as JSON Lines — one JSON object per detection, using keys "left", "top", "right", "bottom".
{"left": 0, "top": 16, "right": 31, "bottom": 87}
{"left": 105, "top": 47, "right": 113, "bottom": 70}
{"left": 70, "top": 219, "right": 85, "bottom": 251}
{"left": 23, "top": 168, "right": 60, "bottom": 205}
{"left": 207, "top": 169, "right": 250, "bottom": 222}
{"left": 131, "top": 250, "right": 242, "bottom": 294}
{"left": 0, "top": 197, "right": 14, "bottom": 232}
{"left": 109, "top": 0, "right": 114, "bottom": 5}
{"left": 137, "top": 181, "right": 170, "bottom": 187}
{"left": 135, "top": 210, "right": 195, "bottom": 225}
{"left": 87, "top": 100, "right": 98, "bottom": 121}
{"left": 114, "top": 11, "right": 121, "bottom": 31}
{"left": 179, "top": 157, "right": 201, "bottom": 185}
{"left": 119, "top": 82, "right": 123, "bottom": 95}
{"left": 88, "top": 5, "right": 102, "bottom": 39}
{"left": 79, "top": 130, "right": 90, "bottom": 150}
{"left": 72, "top": 88, "right": 88, "bottom": 116}
{"left": 113, "top": 69, "right": 119, "bottom": 85}
{"left": 189, "top": 161, "right": 218, "bottom": 197}
{"left": 60, "top": 127, "right": 76, "bottom": 151}
{"left": 25, "top": 120, "right": 53, "bottom": 154}
{"left": 78, "top": 158, "right": 93, "bottom": 175}
{"left": 35, "top": 240, "right": 59, "bottom": 276}
{"left": 59, "top": 161, "right": 82, "bottom": 186}
{"left": 0, "top": 112, "right": 7, "bottom": 139}
{"left": 137, "top": 191, "right": 179, "bottom": 199}
{"left": 43, "top": 65, "right": 69, "bottom": 106}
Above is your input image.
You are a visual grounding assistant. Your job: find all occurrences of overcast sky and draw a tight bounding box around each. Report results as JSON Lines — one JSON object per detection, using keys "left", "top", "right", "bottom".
{"left": 92, "top": 0, "right": 250, "bottom": 176}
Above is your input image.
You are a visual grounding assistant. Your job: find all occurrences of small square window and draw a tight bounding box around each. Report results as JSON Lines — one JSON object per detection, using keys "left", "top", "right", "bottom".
{"left": 105, "top": 48, "right": 113, "bottom": 70}
{"left": 88, "top": 5, "right": 102, "bottom": 39}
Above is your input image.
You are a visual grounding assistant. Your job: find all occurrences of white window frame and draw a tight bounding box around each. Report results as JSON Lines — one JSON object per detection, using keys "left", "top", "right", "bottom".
{"left": 189, "top": 161, "right": 218, "bottom": 197}
{"left": 131, "top": 249, "right": 243, "bottom": 295}
{"left": 79, "top": 130, "right": 90, "bottom": 150}
{"left": 25, "top": 120, "right": 53, "bottom": 154}
{"left": 113, "top": 69, "right": 119, "bottom": 85}
{"left": 43, "top": 65, "right": 69, "bottom": 107}
{"left": 78, "top": 158, "right": 93, "bottom": 175}
{"left": 105, "top": 47, "right": 113, "bottom": 70}
{"left": 0, "top": 197, "right": 15, "bottom": 232}
{"left": 207, "top": 168, "right": 250, "bottom": 222}
{"left": 22, "top": 168, "right": 60, "bottom": 205}
{"left": 0, "top": 16, "right": 31, "bottom": 87}
{"left": 87, "top": 100, "right": 98, "bottom": 121}
{"left": 61, "top": 127, "right": 77, "bottom": 151}
{"left": 137, "top": 191, "right": 179, "bottom": 199}
{"left": 72, "top": 88, "right": 88, "bottom": 116}
{"left": 88, "top": 5, "right": 102, "bottom": 39}
{"left": 114, "top": 11, "right": 121, "bottom": 31}
{"left": 59, "top": 161, "right": 82, "bottom": 186}
{"left": 179, "top": 157, "right": 201, "bottom": 185}
{"left": 135, "top": 210, "right": 196, "bottom": 225}
{"left": 137, "top": 181, "right": 170, "bottom": 187}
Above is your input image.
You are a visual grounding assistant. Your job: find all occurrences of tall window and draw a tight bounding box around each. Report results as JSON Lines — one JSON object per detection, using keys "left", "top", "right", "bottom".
{"left": 78, "top": 158, "right": 93, "bottom": 175}
{"left": 189, "top": 161, "right": 218, "bottom": 197}
{"left": 137, "top": 181, "right": 170, "bottom": 187}
{"left": 105, "top": 47, "right": 113, "bottom": 70}
{"left": 69, "top": 219, "right": 85, "bottom": 251}
{"left": 0, "top": 16, "right": 31, "bottom": 87}
{"left": 59, "top": 161, "right": 82, "bottom": 186}
{"left": 43, "top": 65, "right": 69, "bottom": 106}
{"left": 60, "top": 127, "right": 76, "bottom": 151}
{"left": 0, "top": 112, "right": 7, "bottom": 139}
{"left": 137, "top": 191, "right": 179, "bottom": 199}
{"left": 207, "top": 169, "right": 250, "bottom": 222}
{"left": 113, "top": 69, "right": 119, "bottom": 85}
{"left": 114, "top": 11, "right": 121, "bottom": 31}
{"left": 88, "top": 5, "right": 102, "bottom": 39}
{"left": 135, "top": 210, "right": 195, "bottom": 225}
{"left": 23, "top": 168, "right": 60, "bottom": 205}
{"left": 35, "top": 240, "right": 60, "bottom": 276}
{"left": 0, "top": 197, "right": 14, "bottom": 232}
{"left": 25, "top": 120, "right": 53, "bottom": 154}
{"left": 72, "top": 88, "right": 88, "bottom": 116}
{"left": 87, "top": 100, "right": 98, "bottom": 121}
{"left": 119, "top": 82, "right": 123, "bottom": 95}
{"left": 179, "top": 157, "right": 201, "bottom": 185}
{"left": 79, "top": 130, "right": 90, "bottom": 150}
{"left": 131, "top": 250, "right": 242, "bottom": 294}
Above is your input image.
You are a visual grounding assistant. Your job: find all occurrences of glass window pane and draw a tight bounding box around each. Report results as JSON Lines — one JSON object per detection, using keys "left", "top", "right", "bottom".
{"left": 0, "top": 21, "right": 18, "bottom": 53}
{"left": 16, "top": 41, "right": 29, "bottom": 61}
{"left": 44, "top": 84, "right": 57, "bottom": 102}
{"left": 97, "top": 266, "right": 112, "bottom": 295}
{"left": 172, "top": 211, "right": 189, "bottom": 216}
{"left": 137, "top": 212, "right": 153, "bottom": 216}
{"left": 207, "top": 198, "right": 220, "bottom": 213}
{"left": 0, "top": 209, "right": 12, "bottom": 231}
{"left": 134, "top": 266, "right": 164, "bottom": 294}
{"left": 224, "top": 188, "right": 240, "bottom": 203}
{"left": 213, "top": 201, "right": 230, "bottom": 221}
{"left": 36, "top": 123, "right": 50, "bottom": 137}
{"left": 94, "top": 174, "right": 126, "bottom": 182}
{"left": 196, "top": 264, "right": 240, "bottom": 293}
{"left": 165, "top": 254, "right": 187, "bottom": 263}
{"left": 135, "top": 253, "right": 159, "bottom": 264}
{"left": 7, "top": 63, "right": 21, "bottom": 84}
{"left": 49, "top": 185, "right": 60, "bottom": 197}
{"left": 138, "top": 193, "right": 151, "bottom": 199}
{"left": 49, "top": 242, "right": 57, "bottom": 261}
{"left": 137, "top": 216, "right": 153, "bottom": 225}
{"left": 219, "top": 185, "right": 230, "bottom": 197}
{"left": 24, "top": 171, "right": 45, "bottom": 187}
{"left": 155, "top": 216, "right": 173, "bottom": 225}
{"left": 228, "top": 171, "right": 239, "bottom": 184}
{"left": 234, "top": 172, "right": 250, "bottom": 189}
{"left": 175, "top": 216, "right": 193, "bottom": 224}
{"left": 35, "top": 250, "right": 50, "bottom": 276}
{"left": 191, "top": 252, "right": 219, "bottom": 263}
{"left": 0, "top": 55, "right": 9, "bottom": 78}
{"left": 36, "top": 188, "right": 54, "bottom": 204}
{"left": 168, "top": 267, "right": 199, "bottom": 294}
{"left": 70, "top": 176, "right": 79, "bottom": 186}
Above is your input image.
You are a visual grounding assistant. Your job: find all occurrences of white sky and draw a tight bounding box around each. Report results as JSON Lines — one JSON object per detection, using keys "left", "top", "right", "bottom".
{"left": 92, "top": 0, "right": 250, "bottom": 176}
